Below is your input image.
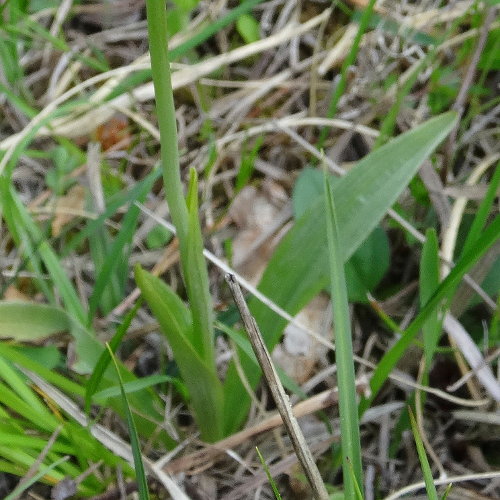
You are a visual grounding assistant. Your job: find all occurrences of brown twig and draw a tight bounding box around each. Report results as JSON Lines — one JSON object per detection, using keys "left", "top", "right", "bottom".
{"left": 225, "top": 273, "right": 329, "bottom": 500}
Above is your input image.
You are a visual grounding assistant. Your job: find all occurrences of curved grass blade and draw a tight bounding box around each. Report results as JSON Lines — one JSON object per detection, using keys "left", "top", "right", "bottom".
{"left": 87, "top": 169, "right": 156, "bottom": 322}
{"left": 324, "top": 174, "right": 363, "bottom": 499}
{"left": 4, "top": 455, "right": 70, "bottom": 500}
{"left": 408, "top": 407, "right": 438, "bottom": 500}
{"left": 107, "top": 344, "right": 150, "bottom": 500}
{"left": 85, "top": 301, "right": 141, "bottom": 416}
{"left": 360, "top": 213, "right": 500, "bottom": 414}
{"left": 256, "top": 446, "right": 282, "bottom": 500}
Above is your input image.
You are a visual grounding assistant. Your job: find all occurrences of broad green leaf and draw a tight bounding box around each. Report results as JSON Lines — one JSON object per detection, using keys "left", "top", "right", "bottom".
{"left": 345, "top": 226, "right": 390, "bottom": 303}
{"left": 223, "top": 111, "right": 458, "bottom": 434}
{"left": 14, "top": 346, "right": 61, "bottom": 370}
{"left": 0, "top": 302, "right": 69, "bottom": 341}
{"left": 292, "top": 167, "right": 323, "bottom": 218}
{"left": 146, "top": 225, "right": 172, "bottom": 249}
{"left": 236, "top": 14, "right": 260, "bottom": 44}
{"left": 293, "top": 168, "right": 390, "bottom": 302}
{"left": 135, "top": 266, "right": 224, "bottom": 442}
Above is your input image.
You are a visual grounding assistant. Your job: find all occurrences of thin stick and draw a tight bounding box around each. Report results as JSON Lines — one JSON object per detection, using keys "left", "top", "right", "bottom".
{"left": 225, "top": 273, "right": 329, "bottom": 500}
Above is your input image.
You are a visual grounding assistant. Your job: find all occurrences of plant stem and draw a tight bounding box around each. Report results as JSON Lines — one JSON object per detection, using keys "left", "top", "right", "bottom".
{"left": 146, "top": 0, "right": 189, "bottom": 247}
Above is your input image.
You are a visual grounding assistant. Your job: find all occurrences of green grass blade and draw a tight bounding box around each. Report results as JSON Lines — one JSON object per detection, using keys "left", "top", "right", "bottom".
{"left": 170, "top": 0, "right": 265, "bottom": 60}
{"left": 87, "top": 172, "right": 155, "bottom": 321}
{"left": 105, "top": 0, "right": 266, "bottom": 101}
{"left": 0, "top": 356, "right": 49, "bottom": 416}
{"left": 420, "top": 228, "right": 441, "bottom": 370}
{"left": 374, "top": 8, "right": 470, "bottom": 147}
{"left": 441, "top": 483, "right": 453, "bottom": 499}
{"left": 408, "top": 407, "right": 438, "bottom": 500}
{"left": 0, "top": 180, "right": 86, "bottom": 324}
{"left": 4, "top": 455, "right": 70, "bottom": 500}
{"left": 324, "top": 174, "right": 363, "bottom": 499}
{"left": 63, "top": 167, "right": 162, "bottom": 255}
{"left": 256, "top": 446, "right": 282, "bottom": 500}
{"left": 0, "top": 381, "right": 59, "bottom": 432}
{"left": 0, "top": 179, "right": 53, "bottom": 301}
{"left": 93, "top": 375, "right": 171, "bottom": 402}
{"left": 85, "top": 301, "right": 141, "bottom": 416}
{"left": 107, "top": 345, "right": 150, "bottom": 500}
{"left": 88, "top": 228, "right": 124, "bottom": 318}
{"left": 360, "top": 213, "right": 500, "bottom": 414}
{"left": 0, "top": 81, "right": 37, "bottom": 119}
{"left": 346, "top": 457, "right": 365, "bottom": 500}
{"left": 0, "top": 343, "right": 85, "bottom": 397}
{"left": 317, "top": 0, "right": 377, "bottom": 150}
{"left": 461, "top": 160, "right": 500, "bottom": 257}
{"left": 223, "top": 111, "right": 457, "bottom": 434}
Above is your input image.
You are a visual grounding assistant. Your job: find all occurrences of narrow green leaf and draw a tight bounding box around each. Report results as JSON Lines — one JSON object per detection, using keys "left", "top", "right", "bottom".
{"left": 107, "top": 345, "right": 150, "bottom": 500}
{"left": 0, "top": 180, "right": 86, "bottom": 324}
{"left": 408, "top": 407, "right": 438, "bottom": 500}
{"left": 325, "top": 174, "right": 363, "bottom": 499}
{"left": 63, "top": 167, "right": 162, "bottom": 255}
{"left": 4, "top": 456, "right": 70, "bottom": 500}
{"left": 461, "top": 161, "right": 500, "bottom": 257}
{"left": 317, "top": 0, "right": 377, "bottom": 149}
{"left": 441, "top": 483, "right": 453, "bottom": 499}
{"left": 360, "top": 214, "right": 500, "bottom": 414}
{"left": 88, "top": 171, "right": 155, "bottom": 321}
{"left": 0, "top": 356, "right": 49, "bottom": 416}
{"left": 85, "top": 302, "right": 141, "bottom": 415}
{"left": 256, "top": 446, "right": 282, "bottom": 500}
{"left": 216, "top": 321, "right": 306, "bottom": 398}
{"left": 93, "top": 375, "right": 172, "bottom": 402}
{"left": 135, "top": 266, "right": 224, "bottom": 442}
{"left": 185, "top": 168, "right": 215, "bottom": 363}
{"left": 420, "top": 228, "right": 441, "bottom": 370}
{"left": 0, "top": 381, "right": 59, "bottom": 433}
